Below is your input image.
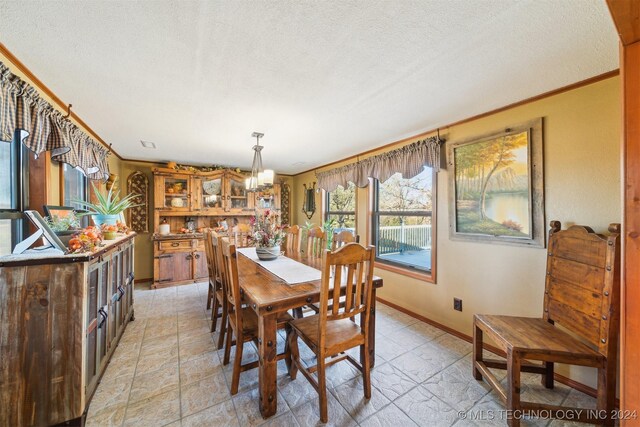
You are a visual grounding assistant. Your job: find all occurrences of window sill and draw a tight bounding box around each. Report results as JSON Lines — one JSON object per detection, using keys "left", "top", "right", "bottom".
{"left": 374, "top": 261, "right": 435, "bottom": 283}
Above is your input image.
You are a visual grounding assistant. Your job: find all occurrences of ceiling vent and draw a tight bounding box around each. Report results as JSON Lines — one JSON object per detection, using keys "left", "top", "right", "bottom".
{"left": 140, "top": 140, "right": 156, "bottom": 149}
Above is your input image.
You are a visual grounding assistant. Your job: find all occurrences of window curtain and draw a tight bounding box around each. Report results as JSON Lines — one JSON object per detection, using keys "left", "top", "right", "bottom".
{"left": 0, "top": 61, "right": 110, "bottom": 180}
{"left": 316, "top": 136, "right": 442, "bottom": 191}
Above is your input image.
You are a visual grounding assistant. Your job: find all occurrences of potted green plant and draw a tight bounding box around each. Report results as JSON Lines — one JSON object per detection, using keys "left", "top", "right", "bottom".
{"left": 74, "top": 181, "right": 141, "bottom": 227}
{"left": 45, "top": 211, "right": 81, "bottom": 246}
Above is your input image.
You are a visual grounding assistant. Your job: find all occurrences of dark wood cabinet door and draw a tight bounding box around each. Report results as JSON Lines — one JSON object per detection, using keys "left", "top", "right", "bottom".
{"left": 176, "top": 252, "right": 194, "bottom": 282}
{"left": 193, "top": 250, "right": 209, "bottom": 280}
{"left": 108, "top": 252, "right": 119, "bottom": 345}
{"left": 156, "top": 252, "right": 192, "bottom": 284}
{"left": 97, "top": 262, "right": 110, "bottom": 366}
{"left": 85, "top": 264, "right": 99, "bottom": 391}
{"left": 155, "top": 253, "right": 174, "bottom": 284}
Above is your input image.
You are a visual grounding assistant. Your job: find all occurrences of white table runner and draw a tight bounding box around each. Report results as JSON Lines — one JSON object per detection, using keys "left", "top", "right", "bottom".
{"left": 237, "top": 247, "right": 322, "bottom": 285}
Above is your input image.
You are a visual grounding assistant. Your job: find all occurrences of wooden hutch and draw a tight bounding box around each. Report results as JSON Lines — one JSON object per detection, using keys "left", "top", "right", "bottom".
{"left": 152, "top": 167, "right": 283, "bottom": 288}
{"left": 0, "top": 234, "right": 135, "bottom": 426}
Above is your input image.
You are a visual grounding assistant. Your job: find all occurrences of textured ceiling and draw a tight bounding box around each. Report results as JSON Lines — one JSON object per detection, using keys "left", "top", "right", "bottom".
{"left": 0, "top": 0, "right": 619, "bottom": 174}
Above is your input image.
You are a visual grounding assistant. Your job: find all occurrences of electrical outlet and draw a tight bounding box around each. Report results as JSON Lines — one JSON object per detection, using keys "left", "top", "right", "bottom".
{"left": 453, "top": 298, "right": 463, "bottom": 312}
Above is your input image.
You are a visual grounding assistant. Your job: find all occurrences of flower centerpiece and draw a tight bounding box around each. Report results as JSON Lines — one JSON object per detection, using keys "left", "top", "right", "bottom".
{"left": 250, "top": 210, "right": 285, "bottom": 261}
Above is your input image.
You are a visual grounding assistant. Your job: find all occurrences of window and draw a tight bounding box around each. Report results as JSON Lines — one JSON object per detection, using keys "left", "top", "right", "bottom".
{"left": 325, "top": 182, "right": 356, "bottom": 234}
{"left": 62, "top": 163, "right": 89, "bottom": 227}
{"left": 63, "top": 163, "right": 89, "bottom": 208}
{"left": 0, "top": 132, "right": 29, "bottom": 255}
{"left": 372, "top": 166, "right": 435, "bottom": 277}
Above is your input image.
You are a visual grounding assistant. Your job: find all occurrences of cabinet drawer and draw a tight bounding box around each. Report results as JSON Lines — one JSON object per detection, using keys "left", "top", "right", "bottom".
{"left": 158, "top": 240, "right": 192, "bottom": 251}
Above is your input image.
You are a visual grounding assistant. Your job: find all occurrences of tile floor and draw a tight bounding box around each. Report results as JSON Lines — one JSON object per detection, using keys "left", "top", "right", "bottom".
{"left": 86, "top": 282, "right": 599, "bottom": 427}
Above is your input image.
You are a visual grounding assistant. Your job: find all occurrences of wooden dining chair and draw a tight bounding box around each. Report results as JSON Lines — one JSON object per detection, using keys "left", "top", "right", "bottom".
{"left": 204, "top": 231, "right": 226, "bottom": 340}
{"left": 210, "top": 233, "right": 228, "bottom": 349}
{"left": 305, "top": 226, "right": 326, "bottom": 257}
{"left": 288, "top": 243, "right": 376, "bottom": 423}
{"left": 219, "top": 237, "right": 293, "bottom": 395}
{"left": 331, "top": 230, "right": 359, "bottom": 250}
{"left": 472, "top": 221, "right": 621, "bottom": 427}
{"left": 203, "top": 230, "right": 216, "bottom": 312}
{"left": 283, "top": 225, "right": 302, "bottom": 254}
{"left": 304, "top": 232, "right": 360, "bottom": 318}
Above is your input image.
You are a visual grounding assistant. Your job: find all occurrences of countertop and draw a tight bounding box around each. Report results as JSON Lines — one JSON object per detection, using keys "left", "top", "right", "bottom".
{"left": 0, "top": 233, "right": 136, "bottom": 267}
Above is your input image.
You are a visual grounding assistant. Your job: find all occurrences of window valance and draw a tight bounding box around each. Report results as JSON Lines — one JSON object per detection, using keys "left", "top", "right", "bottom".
{"left": 0, "top": 61, "right": 110, "bottom": 180}
{"left": 316, "top": 136, "right": 442, "bottom": 191}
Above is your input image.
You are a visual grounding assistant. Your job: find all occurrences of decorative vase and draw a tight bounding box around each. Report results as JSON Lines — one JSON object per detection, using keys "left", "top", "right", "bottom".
{"left": 103, "top": 231, "right": 117, "bottom": 240}
{"left": 92, "top": 214, "right": 119, "bottom": 227}
{"left": 256, "top": 246, "right": 281, "bottom": 261}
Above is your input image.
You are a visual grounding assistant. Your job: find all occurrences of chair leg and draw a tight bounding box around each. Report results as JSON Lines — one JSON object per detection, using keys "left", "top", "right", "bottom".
{"left": 542, "top": 361, "right": 554, "bottom": 389}
{"left": 206, "top": 282, "right": 213, "bottom": 310}
{"left": 217, "top": 300, "right": 228, "bottom": 350}
{"left": 317, "top": 355, "right": 328, "bottom": 423}
{"left": 506, "top": 349, "right": 521, "bottom": 427}
{"left": 287, "top": 329, "right": 299, "bottom": 380}
{"left": 284, "top": 323, "right": 293, "bottom": 375}
{"left": 210, "top": 293, "right": 219, "bottom": 333}
{"left": 293, "top": 307, "right": 303, "bottom": 318}
{"left": 362, "top": 343, "right": 371, "bottom": 399}
{"left": 597, "top": 362, "right": 615, "bottom": 427}
{"left": 230, "top": 336, "right": 244, "bottom": 395}
{"left": 472, "top": 323, "right": 483, "bottom": 380}
{"left": 223, "top": 319, "right": 232, "bottom": 366}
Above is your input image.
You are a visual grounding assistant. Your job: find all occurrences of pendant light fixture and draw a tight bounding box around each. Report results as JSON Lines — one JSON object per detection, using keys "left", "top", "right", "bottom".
{"left": 245, "top": 132, "right": 275, "bottom": 192}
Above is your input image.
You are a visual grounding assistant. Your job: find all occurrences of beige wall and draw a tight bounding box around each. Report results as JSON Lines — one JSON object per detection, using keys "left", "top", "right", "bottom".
{"left": 292, "top": 76, "right": 621, "bottom": 388}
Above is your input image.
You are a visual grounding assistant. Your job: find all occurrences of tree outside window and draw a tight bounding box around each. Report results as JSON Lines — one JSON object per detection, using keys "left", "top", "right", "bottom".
{"left": 325, "top": 182, "right": 356, "bottom": 233}
{"left": 373, "top": 166, "right": 435, "bottom": 273}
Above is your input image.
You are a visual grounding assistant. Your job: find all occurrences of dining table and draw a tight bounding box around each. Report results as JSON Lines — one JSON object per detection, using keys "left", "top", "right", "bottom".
{"left": 236, "top": 248, "right": 384, "bottom": 418}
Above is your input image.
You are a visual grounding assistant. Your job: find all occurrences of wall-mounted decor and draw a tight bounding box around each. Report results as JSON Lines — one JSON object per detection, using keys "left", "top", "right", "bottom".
{"left": 127, "top": 171, "right": 149, "bottom": 233}
{"left": 302, "top": 182, "right": 316, "bottom": 220}
{"left": 280, "top": 181, "right": 291, "bottom": 225}
{"left": 448, "top": 118, "right": 545, "bottom": 247}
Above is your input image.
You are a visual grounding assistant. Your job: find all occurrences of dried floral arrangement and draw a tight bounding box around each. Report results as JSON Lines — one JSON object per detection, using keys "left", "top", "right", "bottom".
{"left": 250, "top": 210, "right": 285, "bottom": 248}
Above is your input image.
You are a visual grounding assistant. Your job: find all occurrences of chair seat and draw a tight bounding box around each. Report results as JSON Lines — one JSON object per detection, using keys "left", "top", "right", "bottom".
{"left": 475, "top": 314, "right": 603, "bottom": 362}
{"left": 290, "top": 315, "right": 363, "bottom": 354}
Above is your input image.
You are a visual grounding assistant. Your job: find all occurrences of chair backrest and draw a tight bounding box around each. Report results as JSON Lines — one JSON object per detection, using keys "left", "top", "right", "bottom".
{"left": 318, "top": 243, "right": 376, "bottom": 349}
{"left": 229, "top": 231, "right": 252, "bottom": 248}
{"left": 331, "top": 230, "right": 359, "bottom": 251}
{"left": 204, "top": 230, "right": 220, "bottom": 284}
{"left": 283, "top": 225, "right": 302, "bottom": 253}
{"left": 543, "top": 220, "right": 621, "bottom": 357}
{"left": 306, "top": 226, "right": 326, "bottom": 258}
{"left": 220, "top": 237, "right": 243, "bottom": 329}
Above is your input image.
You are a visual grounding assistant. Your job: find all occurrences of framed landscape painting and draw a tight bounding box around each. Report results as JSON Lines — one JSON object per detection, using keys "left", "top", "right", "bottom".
{"left": 448, "top": 118, "right": 545, "bottom": 247}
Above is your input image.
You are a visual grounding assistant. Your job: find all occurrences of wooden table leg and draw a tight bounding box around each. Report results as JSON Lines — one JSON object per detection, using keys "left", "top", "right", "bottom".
{"left": 258, "top": 312, "right": 278, "bottom": 418}
{"left": 361, "top": 288, "right": 377, "bottom": 369}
